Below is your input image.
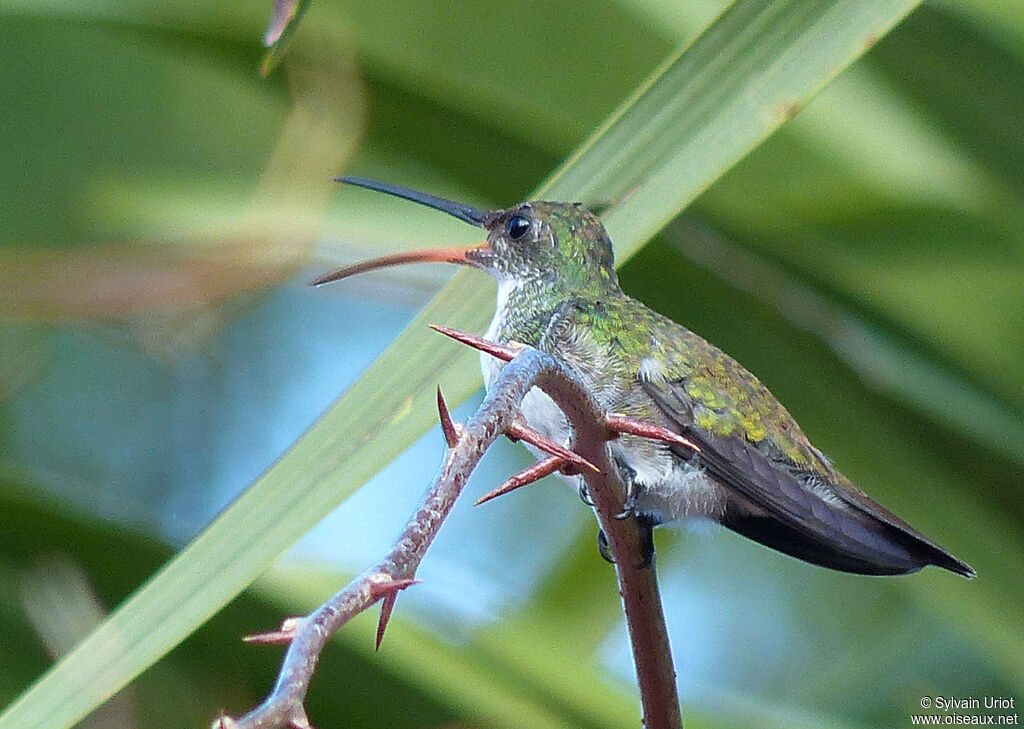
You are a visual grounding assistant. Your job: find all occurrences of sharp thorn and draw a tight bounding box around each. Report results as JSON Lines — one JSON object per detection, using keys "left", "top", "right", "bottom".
{"left": 506, "top": 421, "right": 600, "bottom": 473}
{"left": 605, "top": 414, "right": 701, "bottom": 453}
{"left": 475, "top": 455, "right": 563, "bottom": 505}
{"left": 242, "top": 617, "right": 304, "bottom": 644}
{"left": 242, "top": 631, "right": 293, "bottom": 645}
{"left": 369, "top": 574, "right": 418, "bottom": 648}
{"left": 429, "top": 324, "right": 521, "bottom": 361}
{"left": 369, "top": 575, "right": 419, "bottom": 600}
{"left": 436, "top": 386, "right": 458, "bottom": 447}
{"left": 212, "top": 712, "right": 238, "bottom": 729}
{"left": 376, "top": 593, "right": 397, "bottom": 651}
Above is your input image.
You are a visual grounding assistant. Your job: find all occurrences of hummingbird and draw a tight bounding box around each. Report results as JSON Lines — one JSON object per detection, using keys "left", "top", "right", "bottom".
{"left": 316, "top": 176, "right": 975, "bottom": 578}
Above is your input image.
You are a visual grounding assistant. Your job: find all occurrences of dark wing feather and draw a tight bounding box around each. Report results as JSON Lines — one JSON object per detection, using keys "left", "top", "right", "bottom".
{"left": 642, "top": 377, "right": 975, "bottom": 577}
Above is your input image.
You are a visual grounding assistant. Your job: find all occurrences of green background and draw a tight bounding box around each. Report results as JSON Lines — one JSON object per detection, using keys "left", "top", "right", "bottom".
{"left": 0, "top": 1, "right": 1021, "bottom": 728}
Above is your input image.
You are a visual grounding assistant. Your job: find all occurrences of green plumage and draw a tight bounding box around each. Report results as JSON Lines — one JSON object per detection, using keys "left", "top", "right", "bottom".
{"left": 486, "top": 203, "right": 829, "bottom": 475}
{"left": 478, "top": 201, "right": 972, "bottom": 577}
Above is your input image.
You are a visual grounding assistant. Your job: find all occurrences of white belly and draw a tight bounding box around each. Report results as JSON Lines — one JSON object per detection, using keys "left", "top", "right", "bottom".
{"left": 479, "top": 334, "right": 725, "bottom": 524}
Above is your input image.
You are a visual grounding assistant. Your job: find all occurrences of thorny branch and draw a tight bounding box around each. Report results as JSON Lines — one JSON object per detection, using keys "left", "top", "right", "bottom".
{"left": 216, "top": 329, "right": 696, "bottom": 729}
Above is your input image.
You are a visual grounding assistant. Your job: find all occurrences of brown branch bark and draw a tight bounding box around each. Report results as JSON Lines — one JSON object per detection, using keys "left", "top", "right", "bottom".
{"left": 216, "top": 341, "right": 682, "bottom": 729}
{"left": 527, "top": 363, "right": 683, "bottom": 729}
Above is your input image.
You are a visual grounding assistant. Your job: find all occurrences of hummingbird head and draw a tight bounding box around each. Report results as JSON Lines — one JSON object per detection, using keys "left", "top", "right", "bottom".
{"left": 313, "top": 177, "right": 618, "bottom": 291}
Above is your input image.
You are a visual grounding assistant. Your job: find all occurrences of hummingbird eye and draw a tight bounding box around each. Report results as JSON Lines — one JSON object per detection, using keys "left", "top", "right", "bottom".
{"left": 506, "top": 214, "right": 531, "bottom": 241}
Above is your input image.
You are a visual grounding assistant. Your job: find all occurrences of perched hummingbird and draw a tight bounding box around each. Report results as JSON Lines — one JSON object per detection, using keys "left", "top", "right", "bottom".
{"left": 316, "top": 177, "right": 975, "bottom": 578}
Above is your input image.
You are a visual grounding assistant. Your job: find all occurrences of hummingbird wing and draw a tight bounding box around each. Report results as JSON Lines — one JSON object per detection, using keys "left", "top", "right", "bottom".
{"left": 527, "top": 294, "right": 971, "bottom": 577}
{"left": 640, "top": 363, "right": 975, "bottom": 578}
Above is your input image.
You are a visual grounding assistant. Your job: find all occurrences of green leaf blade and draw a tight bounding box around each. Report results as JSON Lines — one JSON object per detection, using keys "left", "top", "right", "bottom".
{"left": 552, "top": 0, "right": 920, "bottom": 261}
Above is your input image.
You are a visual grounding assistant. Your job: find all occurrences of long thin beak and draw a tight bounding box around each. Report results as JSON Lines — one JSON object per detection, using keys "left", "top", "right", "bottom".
{"left": 311, "top": 244, "right": 489, "bottom": 287}
{"left": 315, "top": 176, "right": 496, "bottom": 287}
{"left": 335, "top": 176, "right": 494, "bottom": 227}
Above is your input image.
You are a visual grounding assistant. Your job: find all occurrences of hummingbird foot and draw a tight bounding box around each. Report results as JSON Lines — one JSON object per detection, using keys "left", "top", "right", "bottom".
{"left": 612, "top": 458, "right": 639, "bottom": 520}
{"left": 597, "top": 528, "right": 615, "bottom": 564}
{"left": 596, "top": 519, "right": 657, "bottom": 568}
{"left": 578, "top": 482, "right": 594, "bottom": 507}
{"left": 613, "top": 505, "right": 635, "bottom": 520}
{"left": 613, "top": 496, "right": 637, "bottom": 520}
{"left": 637, "top": 515, "right": 657, "bottom": 569}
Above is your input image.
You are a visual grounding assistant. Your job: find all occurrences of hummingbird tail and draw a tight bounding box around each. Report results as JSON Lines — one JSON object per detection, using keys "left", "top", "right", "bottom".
{"left": 721, "top": 504, "right": 975, "bottom": 578}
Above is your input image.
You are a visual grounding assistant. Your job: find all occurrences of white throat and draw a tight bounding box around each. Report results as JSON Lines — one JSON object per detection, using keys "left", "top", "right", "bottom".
{"left": 481, "top": 277, "right": 520, "bottom": 390}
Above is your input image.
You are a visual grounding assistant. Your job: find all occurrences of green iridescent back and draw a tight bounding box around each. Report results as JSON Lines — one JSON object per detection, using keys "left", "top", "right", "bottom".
{"left": 486, "top": 202, "right": 834, "bottom": 480}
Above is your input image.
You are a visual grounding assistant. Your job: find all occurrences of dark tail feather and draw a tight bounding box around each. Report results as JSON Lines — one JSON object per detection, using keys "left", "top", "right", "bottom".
{"left": 722, "top": 507, "right": 975, "bottom": 578}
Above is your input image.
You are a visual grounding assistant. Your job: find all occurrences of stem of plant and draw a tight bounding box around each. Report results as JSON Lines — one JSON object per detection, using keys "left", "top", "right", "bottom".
{"left": 217, "top": 339, "right": 683, "bottom": 729}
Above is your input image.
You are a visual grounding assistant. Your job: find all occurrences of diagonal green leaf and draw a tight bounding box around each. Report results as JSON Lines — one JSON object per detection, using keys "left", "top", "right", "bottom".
{"left": 0, "top": 2, "right": 923, "bottom": 727}
{"left": 260, "top": 0, "right": 313, "bottom": 76}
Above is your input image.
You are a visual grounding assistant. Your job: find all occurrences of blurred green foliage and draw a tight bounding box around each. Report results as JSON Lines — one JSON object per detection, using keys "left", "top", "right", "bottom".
{"left": 0, "top": 1, "right": 1022, "bottom": 728}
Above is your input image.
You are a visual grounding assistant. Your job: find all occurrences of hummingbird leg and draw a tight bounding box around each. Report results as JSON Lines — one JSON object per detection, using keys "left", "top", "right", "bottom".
{"left": 612, "top": 458, "right": 639, "bottom": 520}
{"left": 596, "top": 517, "right": 657, "bottom": 568}
{"left": 597, "top": 528, "right": 615, "bottom": 564}
{"left": 614, "top": 492, "right": 637, "bottom": 520}
{"left": 636, "top": 514, "right": 657, "bottom": 569}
